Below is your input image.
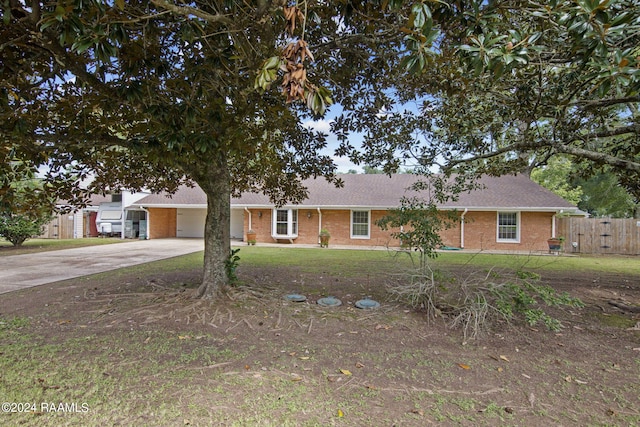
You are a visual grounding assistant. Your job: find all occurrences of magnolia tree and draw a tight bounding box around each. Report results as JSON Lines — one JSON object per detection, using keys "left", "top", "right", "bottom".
{"left": 1, "top": 1, "right": 406, "bottom": 298}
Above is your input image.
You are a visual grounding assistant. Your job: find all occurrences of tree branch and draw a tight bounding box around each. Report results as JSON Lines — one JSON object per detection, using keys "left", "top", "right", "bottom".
{"left": 149, "top": 0, "right": 232, "bottom": 25}
{"left": 572, "top": 96, "right": 640, "bottom": 109}
{"left": 443, "top": 130, "right": 640, "bottom": 174}
{"left": 554, "top": 143, "right": 640, "bottom": 172}
{"left": 588, "top": 123, "right": 640, "bottom": 140}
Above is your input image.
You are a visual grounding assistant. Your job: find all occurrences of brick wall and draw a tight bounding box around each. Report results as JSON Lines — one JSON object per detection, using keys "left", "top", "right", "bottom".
{"left": 243, "top": 208, "right": 399, "bottom": 247}
{"left": 440, "top": 211, "right": 554, "bottom": 251}
{"left": 242, "top": 208, "right": 554, "bottom": 251}
{"left": 148, "top": 208, "right": 177, "bottom": 239}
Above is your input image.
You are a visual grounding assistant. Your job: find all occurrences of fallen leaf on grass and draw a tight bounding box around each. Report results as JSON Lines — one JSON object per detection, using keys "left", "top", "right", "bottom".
{"left": 355, "top": 362, "right": 365, "bottom": 369}
{"left": 457, "top": 363, "right": 471, "bottom": 370}
{"left": 499, "top": 355, "right": 510, "bottom": 362}
{"left": 340, "top": 369, "right": 352, "bottom": 376}
{"left": 409, "top": 409, "right": 425, "bottom": 416}
{"left": 497, "top": 367, "right": 504, "bottom": 372}
{"left": 178, "top": 335, "right": 190, "bottom": 340}
{"left": 337, "top": 409, "right": 344, "bottom": 417}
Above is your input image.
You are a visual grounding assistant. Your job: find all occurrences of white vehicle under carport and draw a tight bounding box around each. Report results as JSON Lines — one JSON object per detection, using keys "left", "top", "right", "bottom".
{"left": 95, "top": 203, "right": 123, "bottom": 237}
{"left": 96, "top": 202, "right": 147, "bottom": 238}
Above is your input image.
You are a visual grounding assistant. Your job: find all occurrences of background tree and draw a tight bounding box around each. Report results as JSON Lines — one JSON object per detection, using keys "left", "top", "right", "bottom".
{"left": 531, "top": 157, "right": 583, "bottom": 206}
{"left": 0, "top": 161, "right": 53, "bottom": 247}
{"left": 573, "top": 173, "right": 637, "bottom": 218}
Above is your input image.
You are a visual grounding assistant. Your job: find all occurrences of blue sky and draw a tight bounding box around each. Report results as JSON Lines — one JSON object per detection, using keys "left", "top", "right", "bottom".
{"left": 302, "top": 115, "right": 363, "bottom": 173}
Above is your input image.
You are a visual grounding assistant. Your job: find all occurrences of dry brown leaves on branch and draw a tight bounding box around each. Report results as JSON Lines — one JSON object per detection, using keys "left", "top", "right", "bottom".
{"left": 281, "top": 39, "right": 314, "bottom": 103}
{"left": 283, "top": 5, "right": 304, "bottom": 36}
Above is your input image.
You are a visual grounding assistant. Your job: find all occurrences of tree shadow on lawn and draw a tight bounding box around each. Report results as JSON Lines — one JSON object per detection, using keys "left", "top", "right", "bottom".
{"left": 0, "top": 263, "right": 639, "bottom": 426}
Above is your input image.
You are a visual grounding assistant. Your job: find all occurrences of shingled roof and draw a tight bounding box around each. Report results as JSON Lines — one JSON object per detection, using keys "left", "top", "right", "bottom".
{"left": 134, "top": 174, "right": 577, "bottom": 211}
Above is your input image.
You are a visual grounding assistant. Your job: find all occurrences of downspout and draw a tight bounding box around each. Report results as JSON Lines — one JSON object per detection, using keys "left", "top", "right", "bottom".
{"left": 244, "top": 208, "right": 252, "bottom": 232}
{"left": 460, "top": 208, "right": 468, "bottom": 249}
{"left": 139, "top": 206, "right": 150, "bottom": 239}
{"left": 317, "top": 207, "right": 322, "bottom": 244}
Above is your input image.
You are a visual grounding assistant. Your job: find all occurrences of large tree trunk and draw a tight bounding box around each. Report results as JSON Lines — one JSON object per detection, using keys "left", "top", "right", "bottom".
{"left": 196, "top": 157, "right": 231, "bottom": 299}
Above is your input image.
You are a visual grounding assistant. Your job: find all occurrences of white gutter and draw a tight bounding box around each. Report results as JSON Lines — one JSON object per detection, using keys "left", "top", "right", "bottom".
{"left": 460, "top": 208, "right": 468, "bottom": 249}
{"left": 244, "top": 208, "right": 252, "bottom": 231}
{"left": 139, "top": 206, "right": 150, "bottom": 239}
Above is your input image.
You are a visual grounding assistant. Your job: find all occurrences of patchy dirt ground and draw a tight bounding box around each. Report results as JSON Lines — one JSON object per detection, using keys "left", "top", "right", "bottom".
{"left": 1, "top": 258, "right": 639, "bottom": 426}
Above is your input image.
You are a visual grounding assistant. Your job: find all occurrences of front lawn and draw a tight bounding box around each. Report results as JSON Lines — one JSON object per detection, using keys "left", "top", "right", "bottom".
{"left": 1, "top": 247, "right": 638, "bottom": 426}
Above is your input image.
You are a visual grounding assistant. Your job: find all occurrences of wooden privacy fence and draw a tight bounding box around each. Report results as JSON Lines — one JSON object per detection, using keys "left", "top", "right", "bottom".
{"left": 40, "top": 213, "right": 75, "bottom": 239}
{"left": 557, "top": 217, "right": 640, "bottom": 255}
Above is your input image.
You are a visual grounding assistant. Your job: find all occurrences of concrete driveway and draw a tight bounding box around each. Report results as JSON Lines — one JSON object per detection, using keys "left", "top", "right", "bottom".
{"left": 0, "top": 239, "right": 204, "bottom": 294}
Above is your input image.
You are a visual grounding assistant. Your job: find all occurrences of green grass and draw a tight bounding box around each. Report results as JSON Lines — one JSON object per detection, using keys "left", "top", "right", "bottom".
{"left": 229, "top": 246, "right": 640, "bottom": 277}
{"left": 71, "top": 246, "right": 638, "bottom": 288}
{"left": 433, "top": 251, "right": 640, "bottom": 275}
{"left": 1, "top": 246, "right": 639, "bottom": 426}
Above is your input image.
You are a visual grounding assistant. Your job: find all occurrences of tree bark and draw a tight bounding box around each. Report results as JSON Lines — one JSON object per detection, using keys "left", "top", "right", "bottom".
{"left": 196, "top": 155, "right": 231, "bottom": 299}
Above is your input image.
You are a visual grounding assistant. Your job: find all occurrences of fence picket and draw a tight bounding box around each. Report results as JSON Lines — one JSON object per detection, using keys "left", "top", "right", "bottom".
{"left": 557, "top": 217, "right": 640, "bottom": 255}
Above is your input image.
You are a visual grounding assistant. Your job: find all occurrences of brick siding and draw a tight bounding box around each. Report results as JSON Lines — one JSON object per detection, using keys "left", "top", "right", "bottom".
{"left": 243, "top": 208, "right": 554, "bottom": 251}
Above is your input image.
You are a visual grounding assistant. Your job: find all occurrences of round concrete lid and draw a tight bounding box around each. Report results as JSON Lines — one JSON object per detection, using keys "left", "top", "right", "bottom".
{"left": 285, "top": 294, "right": 307, "bottom": 302}
{"left": 317, "top": 296, "right": 342, "bottom": 307}
{"left": 355, "top": 299, "right": 380, "bottom": 309}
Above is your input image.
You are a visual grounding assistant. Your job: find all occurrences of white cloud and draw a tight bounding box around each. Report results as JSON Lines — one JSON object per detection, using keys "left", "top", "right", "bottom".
{"left": 302, "top": 119, "right": 332, "bottom": 134}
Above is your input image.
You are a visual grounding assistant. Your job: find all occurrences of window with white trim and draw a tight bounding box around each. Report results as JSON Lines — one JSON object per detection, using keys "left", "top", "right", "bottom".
{"left": 497, "top": 212, "right": 519, "bottom": 242}
{"left": 351, "top": 210, "right": 370, "bottom": 239}
{"left": 273, "top": 209, "right": 298, "bottom": 238}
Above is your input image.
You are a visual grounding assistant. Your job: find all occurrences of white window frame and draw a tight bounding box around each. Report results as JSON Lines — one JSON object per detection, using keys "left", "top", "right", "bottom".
{"left": 272, "top": 208, "right": 298, "bottom": 238}
{"left": 496, "top": 211, "right": 520, "bottom": 243}
{"left": 350, "top": 210, "right": 370, "bottom": 239}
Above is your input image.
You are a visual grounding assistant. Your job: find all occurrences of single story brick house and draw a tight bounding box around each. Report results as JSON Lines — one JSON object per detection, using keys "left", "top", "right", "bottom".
{"left": 132, "top": 174, "right": 580, "bottom": 252}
